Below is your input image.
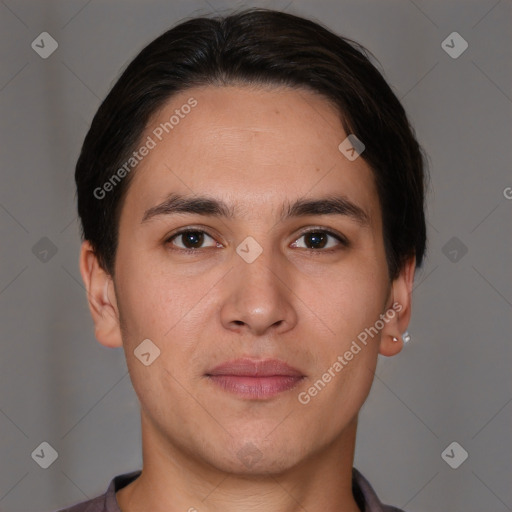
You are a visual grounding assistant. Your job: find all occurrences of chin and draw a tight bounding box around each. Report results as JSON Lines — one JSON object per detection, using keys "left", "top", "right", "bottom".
{"left": 206, "top": 437, "right": 307, "bottom": 477}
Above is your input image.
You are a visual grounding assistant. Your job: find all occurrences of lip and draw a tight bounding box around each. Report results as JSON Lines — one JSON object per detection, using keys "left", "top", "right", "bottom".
{"left": 205, "top": 358, "right": 305, "bottom": 399}
{"left": 207, "top": 358, "right": 304, "bottom": 377}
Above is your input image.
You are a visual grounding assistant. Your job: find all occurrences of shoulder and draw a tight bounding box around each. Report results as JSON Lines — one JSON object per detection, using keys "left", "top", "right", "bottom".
{"left": 52, "top": 470, "right": 142, "bottom": 512}
{"left": 54, "top": 496, "right": 104, "bottom": 512}
{"left": 352, "top": 467, "right": 406, "bottom": 512}
{"left": 53, "top": 485, "right": 111, "bottom": 512}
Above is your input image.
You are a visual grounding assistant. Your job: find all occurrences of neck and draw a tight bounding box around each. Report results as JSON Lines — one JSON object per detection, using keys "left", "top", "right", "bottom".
{"left": 116, "top": 414, "right": 362, "bottom": 512}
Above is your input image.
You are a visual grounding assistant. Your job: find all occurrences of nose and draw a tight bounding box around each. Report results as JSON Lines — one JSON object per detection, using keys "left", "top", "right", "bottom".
{"left": 219, "top": 248, "right": 298, "bottom": 337}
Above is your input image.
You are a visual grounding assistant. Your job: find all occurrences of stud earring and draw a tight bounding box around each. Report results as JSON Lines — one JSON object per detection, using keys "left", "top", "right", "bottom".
{"left": 392, "top": 331, "right": 411, "bottom": 343}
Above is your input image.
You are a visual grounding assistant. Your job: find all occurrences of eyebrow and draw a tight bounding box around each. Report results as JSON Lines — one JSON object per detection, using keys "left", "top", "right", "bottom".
{"left": 141, "top": 192, "right": 371, "bottom": 227}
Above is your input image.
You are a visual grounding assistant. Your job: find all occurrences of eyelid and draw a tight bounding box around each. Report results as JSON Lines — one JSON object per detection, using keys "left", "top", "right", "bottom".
{"left": 293, "top": 227, "right": 349, "bottom": 248}
{"left": 164, "top": 226, "right": 221, "bottom": 248}
{"left": 297, "top": 226, "right": 346, "bottom": 239}
{"left": 165, "top": 225, "right": 349, "bottom": 253}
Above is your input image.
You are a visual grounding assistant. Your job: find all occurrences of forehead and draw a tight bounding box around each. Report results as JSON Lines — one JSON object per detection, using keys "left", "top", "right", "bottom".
{"left": 123, "top": 84, "right": 380, "bottom": 224}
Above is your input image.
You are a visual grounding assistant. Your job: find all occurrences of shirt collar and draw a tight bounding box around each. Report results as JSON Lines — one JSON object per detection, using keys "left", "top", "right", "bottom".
{"left": 102, "top": 467, "right": 402, "bottom": 512}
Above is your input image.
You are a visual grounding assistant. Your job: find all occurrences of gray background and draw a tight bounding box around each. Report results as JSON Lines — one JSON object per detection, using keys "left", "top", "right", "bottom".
{"left": 0, "top": 0, "right": 511, "bottom": 511}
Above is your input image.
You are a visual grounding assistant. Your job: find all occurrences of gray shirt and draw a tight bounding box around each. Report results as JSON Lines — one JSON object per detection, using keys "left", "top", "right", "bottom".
{"left": 55, "top": 467, "right": 405, "bottom": 512}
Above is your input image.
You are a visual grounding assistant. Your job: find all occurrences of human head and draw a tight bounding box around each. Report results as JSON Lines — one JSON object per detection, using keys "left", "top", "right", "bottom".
{"left": 76, "top": 7, "right": 428, "bottom": 485}
{"left": 75, "top": 7, "right": 428, "bottom": 281}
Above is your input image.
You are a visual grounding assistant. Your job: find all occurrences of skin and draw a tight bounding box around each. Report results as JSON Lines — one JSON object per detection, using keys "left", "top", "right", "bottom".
{"left": 80, "top": 84, "right": 415, "bottom": 512}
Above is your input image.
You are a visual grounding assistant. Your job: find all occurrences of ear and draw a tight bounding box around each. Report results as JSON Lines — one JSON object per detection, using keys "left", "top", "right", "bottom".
{"left": 379, "top": 255, "right": 416, "bottom": 357}
{"left": 79, "top": 240, "right": 123, "bottom": 348}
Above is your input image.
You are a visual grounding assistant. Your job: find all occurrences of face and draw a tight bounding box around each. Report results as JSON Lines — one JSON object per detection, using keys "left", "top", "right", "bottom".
{"left": 83, "top": 84, "right": 412, "bottom": 475}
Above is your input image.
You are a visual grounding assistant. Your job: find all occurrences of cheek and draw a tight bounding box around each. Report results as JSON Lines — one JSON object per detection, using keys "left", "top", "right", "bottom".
{"left": 114, "top": 257, "right": 173, "bottom": 346}
{"left": 299, "top": 271, "right": 384, "bottom": 417}
{"left": 308, "top": 261, "right": 388, "bottom": 342}
{"left": 114, "top": 255, "right": 214, "bottom": 354}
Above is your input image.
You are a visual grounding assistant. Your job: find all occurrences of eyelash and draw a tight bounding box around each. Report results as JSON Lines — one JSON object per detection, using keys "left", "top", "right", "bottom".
{"left": 164, "top": 227, "right": 349, "bottom": 254}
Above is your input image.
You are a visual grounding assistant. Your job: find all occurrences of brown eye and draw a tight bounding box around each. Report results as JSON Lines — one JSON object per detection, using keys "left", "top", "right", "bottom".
{"left": 291, "top": 229, "right": 348, "bottom": 251}
{"left": 304, "top": 231, "right": 328, "bottom": 249}
{"left": 166, "top": 230, "right": 217, "bottom": 250}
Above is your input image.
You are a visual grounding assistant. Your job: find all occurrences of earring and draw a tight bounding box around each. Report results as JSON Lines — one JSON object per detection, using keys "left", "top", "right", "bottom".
{"left": 392, "top": 331, "right": 411, "bottom": 343}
